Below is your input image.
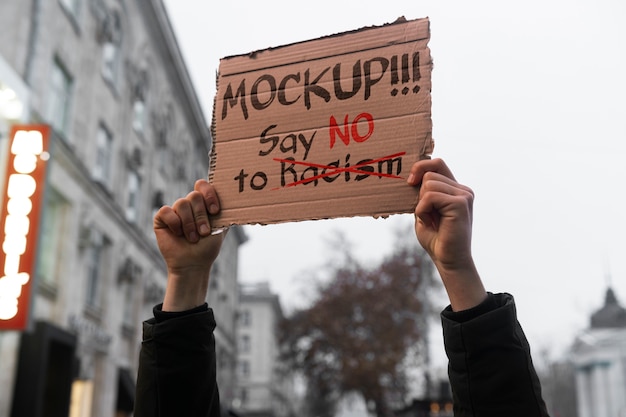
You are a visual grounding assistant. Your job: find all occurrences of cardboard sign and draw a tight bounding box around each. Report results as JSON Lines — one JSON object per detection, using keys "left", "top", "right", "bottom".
{"left": 210, "top": 17, "right": 433, "bottom": 227}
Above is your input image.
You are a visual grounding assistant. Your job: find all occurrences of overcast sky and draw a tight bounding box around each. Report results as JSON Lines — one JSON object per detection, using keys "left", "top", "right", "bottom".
{"left": 163, "top": 0, "right": 626, "bottom": 363}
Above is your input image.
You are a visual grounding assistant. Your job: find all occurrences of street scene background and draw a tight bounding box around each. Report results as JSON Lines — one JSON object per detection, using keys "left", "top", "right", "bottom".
{"left": 0, "top": 0, "right": 624, "bottom": 416}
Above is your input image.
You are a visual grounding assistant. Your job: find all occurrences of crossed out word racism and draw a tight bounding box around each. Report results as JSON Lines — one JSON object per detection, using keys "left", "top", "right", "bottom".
{"left": 233, "top": 112, "right": 406, "bottom": 192}
{"left": 272, "top": 152, "right": 405, "bottom": 190}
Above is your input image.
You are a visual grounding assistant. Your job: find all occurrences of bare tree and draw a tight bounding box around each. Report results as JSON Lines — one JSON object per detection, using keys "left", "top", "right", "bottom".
{"left": 280, "top": 229, "right": 437, "bottom": 417}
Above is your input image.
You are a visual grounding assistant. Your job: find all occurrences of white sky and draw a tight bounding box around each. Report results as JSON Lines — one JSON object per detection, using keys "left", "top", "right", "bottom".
{"left": 163, "top": 0, "right": 626, "bottom": 363}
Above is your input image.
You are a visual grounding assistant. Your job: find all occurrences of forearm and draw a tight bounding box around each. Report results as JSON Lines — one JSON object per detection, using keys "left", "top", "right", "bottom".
{"left": 162, "top": 270, "right": 210, "bottom": 312}
{"left": 435, "top": 259, "right": 487, "bottom": 312}
{"left": 441, "top": 293, "right": 549, "bottom": 417}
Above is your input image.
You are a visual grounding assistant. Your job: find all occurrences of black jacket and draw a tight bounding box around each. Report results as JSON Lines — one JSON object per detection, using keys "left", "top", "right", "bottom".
{"left": 134, "top": 304, "right": 221, "bottom": 417}
{"left": 135, "top": 293, "right": 549, "bottom": 416}
{"left": 442, "top": 293, "right": 549, "bottom": 417}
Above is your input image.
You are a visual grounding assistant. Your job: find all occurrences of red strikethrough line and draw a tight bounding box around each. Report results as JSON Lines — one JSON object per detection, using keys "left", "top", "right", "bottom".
{"left": 272, "top": 151, "right": 406, "bottom": 189}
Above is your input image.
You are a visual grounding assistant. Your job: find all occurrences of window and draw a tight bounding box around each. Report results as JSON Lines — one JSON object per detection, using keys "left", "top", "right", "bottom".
{"left": 131, "top": 68, "right": 149, "bottom": 135}
{"left": 240, "top": 334, "right": 250, "bottom": 353}
{"left": 36, "top": 189, "right": 69, "bottom": 290}
{"left": 48, "top": 59, "right": 73, "bottom": 137}
{"left": 132, "top": 99, "right": 146, "bottom": 133}
{"left": 151, "top": 190, "right": 164, "bottom": 225}
{"left": 86, "top": 229, "right": 107, "bottom": 308}
{"left": 118, "top": 258, "right": 141, "bottom": 330}
{"left": 239, "top": 360, "right": 250, "bottom": 378}
{"left": 101, "top": 12, "right": 122, "bottom": 86}
{"left": 240, "top": 310, "right": 251, "bottom": 326}
{"left": 102, "top": 42, "right": 120, "bottom": 84}
{"left": 125, "top": 171, "right": 141, "bottom": 223}
{"left": 153, "top": 116, "right": 172, "bottom": 176}
{"left": 121, "top": 278, "right": 134, "bottom": 328}
{"left": 156, "top": 147, "right": 169, "bottom": 176}
{"left": 93, "top": 124, "right": 113, "bottom": 186}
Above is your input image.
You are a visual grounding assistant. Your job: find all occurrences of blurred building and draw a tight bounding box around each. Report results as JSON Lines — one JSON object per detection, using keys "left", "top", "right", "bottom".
{"left": 571, "top": 287, "right": 626, "bottom": 417}
{"left": 211, "top": 226, "right": 248, "bottom": 407}
{"left": 235, "top": 282, "right": 298, "bottom": 417}
{"left": 0, "top": 1, "right": 244, "bottom": 416}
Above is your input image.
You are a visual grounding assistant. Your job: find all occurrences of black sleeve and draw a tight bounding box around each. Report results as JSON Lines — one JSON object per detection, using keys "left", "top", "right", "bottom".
{"left": 441, "top": 293, "right": 550, "bottom": 417}
{"left": 134, "top": 304, "right": 222, "bottom": 417}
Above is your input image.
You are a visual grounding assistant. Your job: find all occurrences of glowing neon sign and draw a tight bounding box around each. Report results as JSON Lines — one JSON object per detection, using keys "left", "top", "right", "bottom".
{"left": 0, "top": 125, "right": 49, "bottom": 330}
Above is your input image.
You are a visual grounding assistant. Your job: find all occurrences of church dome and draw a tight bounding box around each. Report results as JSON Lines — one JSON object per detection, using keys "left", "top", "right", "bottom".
{"left": 590, "top": 287, "right": 626, "bottom": 329}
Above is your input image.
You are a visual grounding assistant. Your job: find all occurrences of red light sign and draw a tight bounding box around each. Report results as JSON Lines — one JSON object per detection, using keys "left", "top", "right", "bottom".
{"left": 0, "top": 125, "right": 50, "bottom": 330}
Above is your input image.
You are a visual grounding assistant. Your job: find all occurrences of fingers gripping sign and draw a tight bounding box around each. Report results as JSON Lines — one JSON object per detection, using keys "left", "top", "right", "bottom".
{"left": 194, "top": 180, "right": 221, "bottom": 215}
{"left": 406, "top": 158, "right": 485, "bottom": 311}
{"left": 406, "top": 159, "right": 473, "bottom": 260}
{"left": 153, "top": 181, "right": 225, "bottom": 282}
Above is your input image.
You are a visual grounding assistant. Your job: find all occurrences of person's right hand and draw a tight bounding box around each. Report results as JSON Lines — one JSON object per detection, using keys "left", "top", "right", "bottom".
{"left": 407, "top": 158, "right": 486, "bottom": 311}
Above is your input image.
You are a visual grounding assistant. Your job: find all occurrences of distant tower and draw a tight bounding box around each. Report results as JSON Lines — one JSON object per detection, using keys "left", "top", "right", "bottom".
{"left": 590, "top": 287, "right": 626, "bottom": 329}
{"left": 571, "top": 287, "right": 626, "bottom": 417}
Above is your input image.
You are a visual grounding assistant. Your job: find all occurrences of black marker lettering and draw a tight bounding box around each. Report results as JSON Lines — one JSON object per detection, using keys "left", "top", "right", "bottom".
{"left": 258, "top": 125, "right": 279, "bottom": 157}
{"left": 280, "top": 158, "right": 297, "bottom": 187}
{"left": 222, "top": 80, "right": 248, "bottom": 120}
{"left": 333, "top": 60, "right": 362, "bottom": 100}
{"left": 278, "top": 73, "right": 301, "bottom": 105}
{"left": 251, "top": 75, "right": 276, "bottom": 110}
{"left": 298, "top": 131, "right": 315, "bottom": 160}
{"left": 304, "top": 67, "right": 331, "bottom": 110}
{"left": 364, "top": 58, "right": 389, "bottom": 100}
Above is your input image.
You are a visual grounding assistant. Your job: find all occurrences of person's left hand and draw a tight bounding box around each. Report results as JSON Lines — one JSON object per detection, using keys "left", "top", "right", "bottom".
{"left": 154, "top": 180, "right": 223, "bottom": 275}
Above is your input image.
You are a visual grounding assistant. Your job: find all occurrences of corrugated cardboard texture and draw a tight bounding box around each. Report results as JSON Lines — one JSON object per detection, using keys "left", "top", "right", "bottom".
{"left": 210, "top": 17, "right": 433, "bottom": 227}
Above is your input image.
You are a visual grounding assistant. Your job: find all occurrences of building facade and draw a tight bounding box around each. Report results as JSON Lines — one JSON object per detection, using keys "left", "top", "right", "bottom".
{"left": 571, "top": 287, "right": 626, "bottom": 417}
{"left": 211, "top": 226, "right": 248, "bottom": 407}
{"left": 0, "top": 1, "right": 243, "bottom": 416}
{"left": 235, "top": 282, "right": 298, "bottom": 417}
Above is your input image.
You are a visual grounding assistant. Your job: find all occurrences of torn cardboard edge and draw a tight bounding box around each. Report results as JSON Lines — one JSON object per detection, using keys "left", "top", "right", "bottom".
{"left": 210, "top": 17, "right": 433, "bottom": 229}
